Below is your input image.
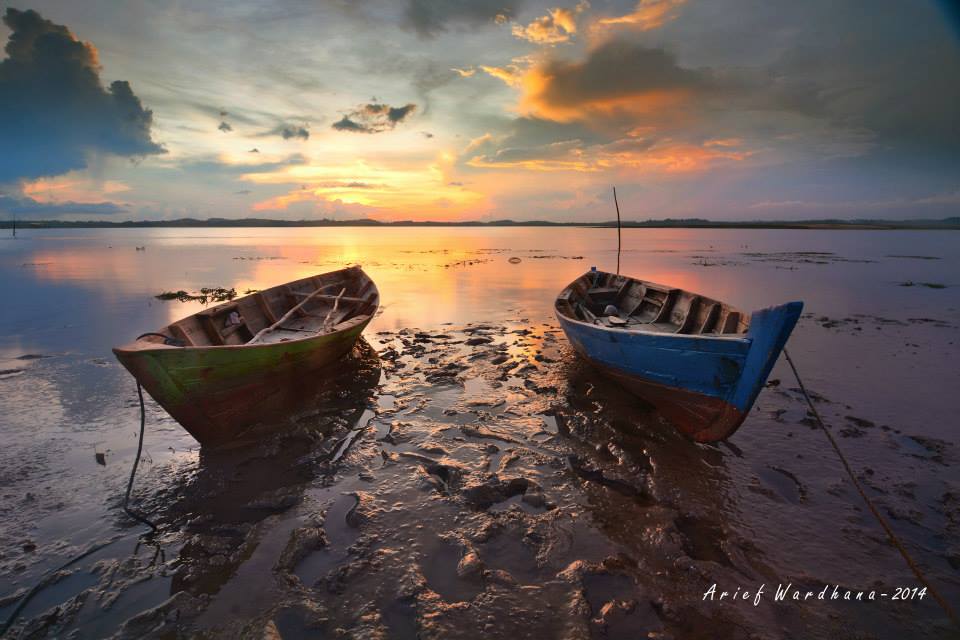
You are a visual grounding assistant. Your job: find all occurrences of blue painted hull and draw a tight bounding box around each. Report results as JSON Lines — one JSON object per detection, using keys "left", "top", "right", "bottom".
{"left": 557, "top": 298, "right": 802, "bottom": 441}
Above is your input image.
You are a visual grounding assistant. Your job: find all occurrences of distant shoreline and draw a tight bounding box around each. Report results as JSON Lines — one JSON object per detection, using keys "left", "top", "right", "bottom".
{"left": 2, "top": 217, "right": 958, "bottom": 230}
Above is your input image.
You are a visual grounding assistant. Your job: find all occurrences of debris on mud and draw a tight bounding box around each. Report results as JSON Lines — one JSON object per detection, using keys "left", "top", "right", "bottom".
{"left": 155, "top": 287, "right": 238, "bottom": 303}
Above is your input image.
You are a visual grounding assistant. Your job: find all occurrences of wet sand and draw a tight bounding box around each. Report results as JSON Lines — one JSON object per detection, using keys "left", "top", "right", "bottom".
{"left": 1, "top": 228, "right": 958, "bottom": 638}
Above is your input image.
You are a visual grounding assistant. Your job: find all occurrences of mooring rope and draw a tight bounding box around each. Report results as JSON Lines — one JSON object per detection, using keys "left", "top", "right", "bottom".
{"left": 782, "top": 348, "right": 958, "bottom": 627}
{"left": 0, "top": 536, "right": 127, "bottom": 636}
{"left": 123, "top": 382, "right": 158, "bottom": 532}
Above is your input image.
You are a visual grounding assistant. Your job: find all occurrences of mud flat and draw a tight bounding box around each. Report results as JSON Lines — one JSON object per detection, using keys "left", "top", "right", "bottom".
{"left": 1, "top": 227, "right": 959, "bottom": 638}
{"left": 2, "top": 318, "right": 958, "bottom": 639}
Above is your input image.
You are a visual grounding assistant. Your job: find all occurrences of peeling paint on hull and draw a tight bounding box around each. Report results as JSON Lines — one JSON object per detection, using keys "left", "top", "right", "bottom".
{"left": 115, "top": 320, "right": 371, "bottom": 447}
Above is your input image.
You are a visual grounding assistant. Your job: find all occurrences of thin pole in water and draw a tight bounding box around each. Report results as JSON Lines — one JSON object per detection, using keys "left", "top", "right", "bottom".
{"left": 612, "top": 186, "right": 622, "bottom": 275}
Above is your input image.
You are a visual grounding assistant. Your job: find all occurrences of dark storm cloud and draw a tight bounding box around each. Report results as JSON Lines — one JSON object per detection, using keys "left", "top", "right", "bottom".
{"left": 622, "top": 0, "right": 960, "bottom": 152}
{"left": 530, "top": 38, "right": 710, "bottom": 110}
{"left": 0, "top": 194, "right": 126, "bottom": 216}
{"left": 404, "top": 0, "right": 523, "bottom": 37}
{"left": 0, "top": 8, "right": 163, "bottom": 183}
{"left": 762, "top": 19, "right": 960, "bottom": 150}
{"left": 331, "top": 103, "right": 417, "bottom": 133}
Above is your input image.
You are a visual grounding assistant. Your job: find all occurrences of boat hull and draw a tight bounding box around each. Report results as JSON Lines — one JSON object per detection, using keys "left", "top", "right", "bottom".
{"left": 114, "top": 316, "right": 370, "bottom": 447}
{"left": 557, "top": 300, "right": 802, "bottom": 441}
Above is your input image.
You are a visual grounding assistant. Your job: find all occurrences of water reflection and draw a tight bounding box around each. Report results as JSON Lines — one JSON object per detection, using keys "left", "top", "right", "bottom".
{"left": 166, "top": 340, "right": 380, "bottom": 595}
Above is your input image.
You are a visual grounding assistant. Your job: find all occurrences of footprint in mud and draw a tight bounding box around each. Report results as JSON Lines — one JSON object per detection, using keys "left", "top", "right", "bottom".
{"left": 897, "top": 435, "right": 950, "bottom": 465}
{"left": 421, "top": 538, "right": 483, "bottom": 603}
{"left": 461, "top": 476, "right": 551, "bottom": 512}
{"left": 674, "top": 515, "right": 732, "bottom": 567}
{"left": 582, "top": 573, "right": 661, "bottom": 638}
{"left": 294, "top": 493, "right": 360, "bottom": 586}
{"left": 566, "top": 455, "right": 652, "bottom": 505}
{"left": 272, "top": 604, "right": 326, "bottom": 638}
{"left": 379, "top": 597, "right": 419, "bottom": 640}
{"left": 752, "top": 466, "right": 807, "bottom": 504}
{"left": 476, "top": 533, "right": 542, "bottom": 584}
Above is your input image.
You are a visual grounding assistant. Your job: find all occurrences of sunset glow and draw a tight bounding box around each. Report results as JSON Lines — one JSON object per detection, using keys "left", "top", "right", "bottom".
{"left": 0, "top": 2, "right": 957, "bottom": 222}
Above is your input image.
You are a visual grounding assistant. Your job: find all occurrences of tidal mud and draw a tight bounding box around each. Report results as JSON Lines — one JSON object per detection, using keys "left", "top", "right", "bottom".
{"left": 2, "top": 320, "right": 957, "bottom": 639}
{"left": 2, "top": 227, "right": 959, "bottom": 639}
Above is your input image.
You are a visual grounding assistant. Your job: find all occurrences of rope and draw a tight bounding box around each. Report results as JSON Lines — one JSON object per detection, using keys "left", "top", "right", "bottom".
{"left": 782, "top": 348, "right": 958, "bottom": 627}
{"left": 135, "top": 332, "right": 185, "bottom": 347}
{"left": 0, "top": 536, "right": 127, "bottom": 636}
{"left": 1, "top": 362, "right": 160, "bottom": 635}
{"left": 123, "top": 383, "right": 158, "bottom": 533}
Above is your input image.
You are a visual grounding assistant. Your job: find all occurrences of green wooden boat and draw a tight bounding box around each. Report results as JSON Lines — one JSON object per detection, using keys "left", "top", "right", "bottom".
{"left": 114, "top": 266, "right": 379, "bottom": 448}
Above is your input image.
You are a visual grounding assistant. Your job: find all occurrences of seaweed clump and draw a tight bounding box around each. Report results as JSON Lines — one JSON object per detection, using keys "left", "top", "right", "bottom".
{"left": 155, "top": 287, "right": 238, "bottom": 303}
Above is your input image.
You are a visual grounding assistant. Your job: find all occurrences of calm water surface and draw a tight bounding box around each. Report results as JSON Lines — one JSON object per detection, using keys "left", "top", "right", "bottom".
{"left": 1, "top": 227, "right": 958, "bottom": 638}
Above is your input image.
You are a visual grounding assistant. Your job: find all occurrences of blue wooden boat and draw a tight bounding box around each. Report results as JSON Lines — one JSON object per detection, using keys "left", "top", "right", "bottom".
{"left": 555, "top": 270, "right": 802, "bottom": 441}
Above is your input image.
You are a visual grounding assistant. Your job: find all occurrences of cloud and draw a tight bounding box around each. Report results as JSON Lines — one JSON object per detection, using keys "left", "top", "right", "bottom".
{"left": 520, "top": 39, "right": 709, "bottom": 121}
{"left": 464, "top": 132, "right": 750, "bottom": 173}
{"left": 452, "top": 67, "right": 476, "bottom": 77}
{"left": 404, "top": 0, "right": 522, "bottom": 37}
{"left": 178, "top": 153, "right": 308, "bottom": 176}
{"left": 281, "top": 126, "right": 309, "bottom": 140}
{"left": 598, "top": 0, "right": 687, "bottom": 30}
{"left": 331, "top": 102, "right": 417, "bottom": 133}
{"left": 0, "top": 193, "right": 126, "bottom": 216}
{"left": 512, "top": 2, "right": 588, "bottom": 44}
{"left": 0, "top": 8, "right": 163, "bottom": 184}
{"left": 259, "top": 124, "right": 310, "bottom": 140}
{"left": 410, "top": 61, "right": 460, "bottom": 113}
{"left": 746, "top": 190, "right": 960, "bottom": 218}
{"left": 481, "top": 64, "right": 526, "bottom": 87}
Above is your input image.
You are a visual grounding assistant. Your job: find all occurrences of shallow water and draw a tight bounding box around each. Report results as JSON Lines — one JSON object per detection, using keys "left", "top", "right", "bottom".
{"left": 0, "top": 227, "right": 958, "bottom": 638}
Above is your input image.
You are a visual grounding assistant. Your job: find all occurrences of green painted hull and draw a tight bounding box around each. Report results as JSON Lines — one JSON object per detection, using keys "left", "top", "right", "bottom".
{"left": 115, "top": 313, "right": 371, "bottom": 448}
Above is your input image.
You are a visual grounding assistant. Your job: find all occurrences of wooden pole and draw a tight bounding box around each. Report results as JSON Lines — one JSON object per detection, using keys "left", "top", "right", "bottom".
{"left": 322, "top": 288, "right": 347, "bottom": 330}
{"left": 248, "top": 285, "right": 334, "bottom": 344}
{"left": 612, "top": 186, "right": 622, "bottom": 275}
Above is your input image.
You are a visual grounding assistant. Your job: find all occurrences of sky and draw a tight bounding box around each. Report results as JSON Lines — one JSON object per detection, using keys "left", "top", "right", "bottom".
{"left": 0, "top": 0, "right": 958, "bottom": 222}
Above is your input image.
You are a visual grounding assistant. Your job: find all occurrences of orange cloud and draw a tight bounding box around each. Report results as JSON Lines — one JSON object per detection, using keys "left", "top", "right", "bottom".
{"left": 480, "top": 64, "right": 526, "bottom": 87}
{"left": 22, "top": 175, "right": 131, "bottom": 203}
{"left": 597, "top": 0, "right": 687, "bottom": 30}
{"left": 521, "top": 72, "right": 693, "bottom": 122}
{"left": 466, "top": 136, "right": 753, "bottom": 174}
{"left": 512, "top": 2, "right": 589, "bottom": 44}
{"left": 504, "top": 40, "right": 708, "bottom": 123}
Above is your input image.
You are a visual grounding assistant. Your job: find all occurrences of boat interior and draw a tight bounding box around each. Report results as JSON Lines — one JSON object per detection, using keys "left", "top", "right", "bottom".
{"left": 138, "top": 266, "right": 379, "bottom": 348}
{"left": 557, "top": 271, "right": 749, "bottom": 335}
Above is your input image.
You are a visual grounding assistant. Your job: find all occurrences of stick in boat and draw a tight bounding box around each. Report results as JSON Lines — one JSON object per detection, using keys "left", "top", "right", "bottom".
{"left": 248, "top": 285, "right": 335, "bottom": 344}
{"left": 322, "top": 288, "right": 347, "bottom": 331}
{"left": 612, "top": 186, "right": 622, "bottom": 275}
